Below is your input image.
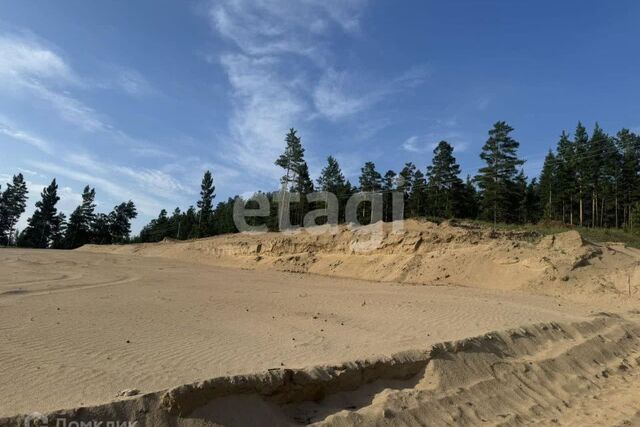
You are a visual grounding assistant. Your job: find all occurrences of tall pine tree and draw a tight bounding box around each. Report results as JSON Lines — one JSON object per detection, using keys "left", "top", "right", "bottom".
{"left": 617, "top": 129, "right": 640, "bottom": 228}
{"left": 426, "top": 141, "right": 464, "bottom": 218}
{"left": 63, "top": 185, "right": 96, "bottom": 248}
{"left": 275, "top": 128, "right": 306, "bottom": 190}
{"left": 556, "top": 131, "right": 576, "bottom": 224}
{"left": 0, "top": 173, "right": 28, "bottom": 245}
{"left": 573, "top": 122, "right": 590, "bottom": 226}
{"left": 475, "top": 121, "right": 524, "bottom": 224}
{"left": 197, "top": 170, "right": 215, "bottom": 236}
{"left": 538, "top": 150, "right": 557, "bottom": 221}
{"left": 19, "top": 179, "right": 61, "bottom": 248}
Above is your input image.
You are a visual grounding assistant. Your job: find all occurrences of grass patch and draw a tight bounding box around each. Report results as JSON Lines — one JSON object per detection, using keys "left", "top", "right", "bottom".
{"left": 461, "top": 219, "right": 640, "bottom": 248}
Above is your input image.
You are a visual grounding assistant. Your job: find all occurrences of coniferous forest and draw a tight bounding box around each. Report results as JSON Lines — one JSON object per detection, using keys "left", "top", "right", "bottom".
{"left": 2, "top": 121, "right": 640, "bottom": 249}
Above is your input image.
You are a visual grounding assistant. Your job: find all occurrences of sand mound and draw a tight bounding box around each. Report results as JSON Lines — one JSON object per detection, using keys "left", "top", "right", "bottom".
{"left": 4, "top": 314, "right": 640, "bottom": 426}
{"left": 81, "top": 220, "right": 639, "bottom": 295}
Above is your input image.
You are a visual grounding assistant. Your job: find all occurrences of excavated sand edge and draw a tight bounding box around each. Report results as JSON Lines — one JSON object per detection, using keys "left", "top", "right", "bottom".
{"left": 3, "top": 314, "right": 640, "bottom": 426}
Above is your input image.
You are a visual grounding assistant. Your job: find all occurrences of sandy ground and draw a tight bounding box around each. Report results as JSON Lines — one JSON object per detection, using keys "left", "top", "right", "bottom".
{"left": 0, "top": 249, "right": 601, "bottom": 417}
{"left": 2, "top": 221, "right": 640, "bottom": 426}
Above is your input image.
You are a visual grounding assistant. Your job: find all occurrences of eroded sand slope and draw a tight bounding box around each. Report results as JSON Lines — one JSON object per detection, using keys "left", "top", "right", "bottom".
{"left": 82, "top": 220, "right": 640, "bottom": 296}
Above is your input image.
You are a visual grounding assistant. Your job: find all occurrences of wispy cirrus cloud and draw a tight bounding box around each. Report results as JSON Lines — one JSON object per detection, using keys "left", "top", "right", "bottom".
{"left": 210, "top": 0, "right": 366, "bottom": 59}
{"left": 92, "top": 64, "right": 157, "bottom": 97}
{"left": 0, "top": 32, "right": 158, "bottom": 136}
{"left": 209, "top": 0, "right": 361, "bottom": 183}
{"left": 219, "top": 53, "right": 307, "bottom": 180}
{"left": 0, "top": 34, "right": 75, "bottom": 82}
{"left": 64, "top": 153, "right": 195, "bottom": 199}
{"left": 402, "top": 132, "right": 469, "bottom": 154}
{"left": 0, "top": 33, "right": 108, "bottom": 132}
{"left": 207, "top": 0, "right": 430, "bottom": 187}
{"left": 28, "top": 159, "right": 167, "bottom": 217}
{"left": 0, "top": 119, "right": 54, "bottom": 154}
{"left": 313, "top": 64, "right": 431, "bottom": 121}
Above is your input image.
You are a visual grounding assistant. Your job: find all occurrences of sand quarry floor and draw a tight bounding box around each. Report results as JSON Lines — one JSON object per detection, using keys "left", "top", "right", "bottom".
{"left": 3, "top": 220, "right": 640, "bottom": 426}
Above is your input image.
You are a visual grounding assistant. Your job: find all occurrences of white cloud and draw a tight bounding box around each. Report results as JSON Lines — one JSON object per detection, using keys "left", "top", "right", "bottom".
{"left": 28, "top": 159, "right": 168, "bottom": 217}
{"left": 402, "top": 136, "right": 423, "bottom": 153}
{"left": 0, "top": 120, "right": 54, "bottom": 154}
{"left": 23, "top": 79, "right": 106, "bottom": 132}
{"left": 220, "top": 53, "right": 307, "bottom": 180}
{"left": 0, "top": 35, "right": 74, "bottom": 82}
{"left": 403, "top": 132, "right": 469, "bottom": 154}
{"left": 312, "top": 69, "right": 372, "bottom": 120}
{"left": 313, "top": 64, "right": 431, "bottom": 121}
{"left": 207, "top": 0, "right": 429, "bottom": 192}
{"left": 64, "top": 153, "right": 194, "bottom": 199}
{"left": 0, "top": 33, "right": 107, "bottom": 132}
{"left": 113, "top": 166, "right": 195, "bottom": 197}
{"left": 99, "top": 65, "right": 156, "bottom": 97}
{"left": 115, "top": 68, "right": 153, "bottom": 96}
{"left": 210, "top": 0, "right": 365, "bottom": 58}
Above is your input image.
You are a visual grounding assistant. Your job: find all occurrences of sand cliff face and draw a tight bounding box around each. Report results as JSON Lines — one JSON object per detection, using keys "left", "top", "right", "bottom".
{"left": 81, "top": 220, "right": 639, "bottom": 295}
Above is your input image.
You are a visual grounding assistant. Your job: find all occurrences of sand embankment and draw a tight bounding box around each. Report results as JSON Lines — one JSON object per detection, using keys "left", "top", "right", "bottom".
{"left": 81, "top": 219, "right": 640, "bottom": 296}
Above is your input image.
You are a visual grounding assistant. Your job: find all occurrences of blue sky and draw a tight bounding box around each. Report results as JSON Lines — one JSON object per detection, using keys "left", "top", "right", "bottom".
{"left": 1, "top": 1, "right": 639, "bottom": 232}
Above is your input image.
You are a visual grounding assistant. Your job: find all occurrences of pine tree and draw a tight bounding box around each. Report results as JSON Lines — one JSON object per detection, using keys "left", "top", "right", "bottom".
{"left": 18, "top": 179, "right": 61, "bottom": 248}
{"left": 317, "top": 156, "right": 348, "bottom": 194}
{"left": 555, "top": 131, "right": 576, "bottom": 224}
{"left": 275, "top": 128, "right": 306, "bottom": 190}
{"left": 359, "top": 162, "right": 382, "bottom": 192}
{"left": 598, "top": 130, "right": 621, "bottom": 228}
{"left": 426, "top": 141, "right": 463, "bottom": 218}
{"left": 109, "top": 201, "right": 137, "bottom": 243}
{"left": 573, "top": 122, "right": 589, "bottom": 226}
{"left": 212, "top": 198, "right": 238, "bottom": 235}
{"left": 0, "top": 173, "right": 28, "bottom": 245}
{"left": 295, "top": 162, "right": 314, "bottom": 194}
{"left": 525, "top": 178, "right": 541, "bottom": 224}
{"left": 382, "top": 170, "right": 397, "bottom": 222}
{"left": 317, "top": 156, "right": 352, "bottom": 223}
{"left": 397, "top": 163, "right": 416, "bottom": 195}
{"left": 293, "top": 161, "right": 314, "bottom": 225}
{"left": 513, "top": 170, "right": 529, "bottom": 223}
{"left": 538, "top": 150, "right": 557, "bottom": 220}
{"left": 585, "top": 123, "right": 617, "bottom": 227}
{"left": 197, "top": 170, "right": 215, "bottom": 237}
{"left": 50, "top": 212, "right": 67, "bottom": 249}
{"left": 617, "top": 129, "right": 640, "bottom": 228}
{"left": 0, "top": 186, "right": 4, "bottom": 240}
{"left": 458, "top": 175, "right": 479, "bottom": 219}
{"left": 275, "top": 129, "right": 309, "bottom": 228}
{"left": 411, "top": 169, "right": 427, "bottom": 217}
{"left": 475, "top": 121, "right": 524, "bottom": 224}
{"left": 91, "top": 213, "right": 112, "bottom": 244}
{"left": 63, "top": 185, "right": 96, "bottom": 248}
{"left": 355, "top": 161, "right": 381, "bottom": 223}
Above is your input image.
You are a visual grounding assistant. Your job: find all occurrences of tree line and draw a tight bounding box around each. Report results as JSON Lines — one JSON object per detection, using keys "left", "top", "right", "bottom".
{"left": 3, "top": 120, "right": 639, "bottom": 248}
{"left": 0, "top": 176, "right": 137, "bottom": 248}
{"left": 135, "top": 121, "right": 640, "bottom": 243}
{"left": 538, "top": 123, "right": 640, "bottom": 228}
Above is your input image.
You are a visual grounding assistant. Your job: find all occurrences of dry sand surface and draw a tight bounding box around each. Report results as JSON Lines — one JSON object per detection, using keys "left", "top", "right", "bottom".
{"left": 2, "top": 220, "right": 640, "bottom": 426}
